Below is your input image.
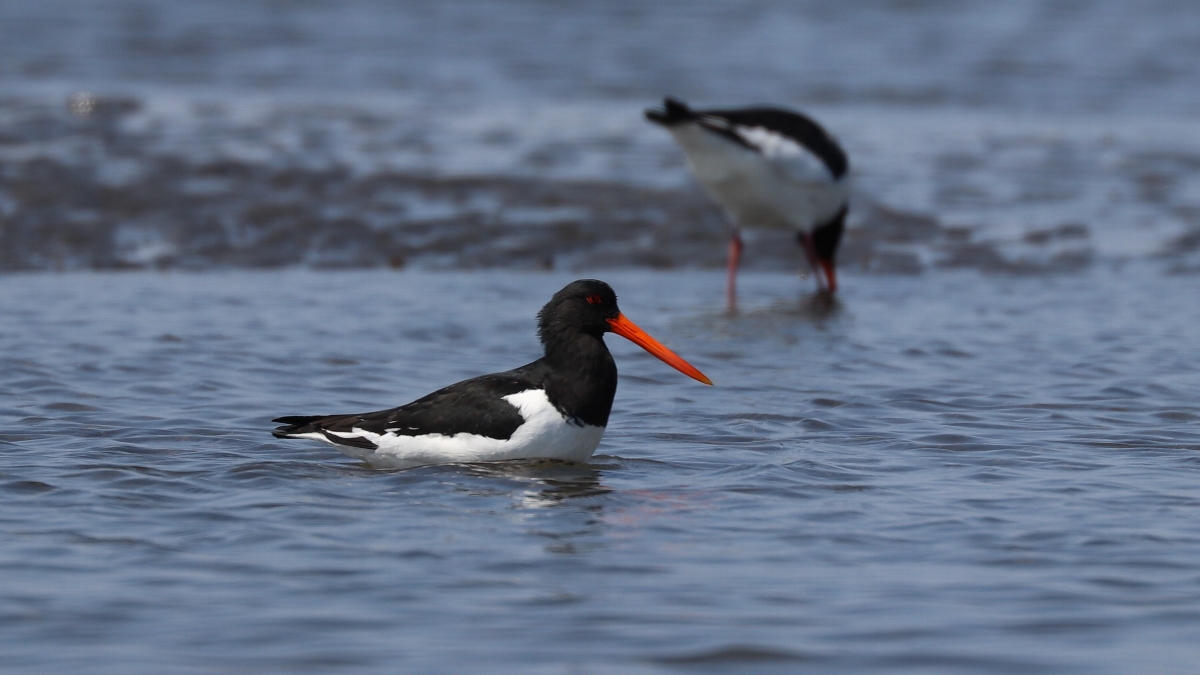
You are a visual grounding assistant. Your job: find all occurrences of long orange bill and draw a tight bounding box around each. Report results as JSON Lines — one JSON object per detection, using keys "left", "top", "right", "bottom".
{"left": 606, "top": 314, "right": 713, "bottom": 385}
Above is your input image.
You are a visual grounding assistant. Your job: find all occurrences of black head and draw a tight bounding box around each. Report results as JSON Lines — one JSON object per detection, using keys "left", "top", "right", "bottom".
{"left": 645, "top": 97, "right": 696, "bottom": 127}
{"left": 801, "top": 206, "right": 848, "bottom": 293}
{"left": 537, "top": 279, "right": 713, "bottom": 385}
{"left": 537, "top": 280, "right": 620, "bottom": 345}
{"left": 811, "top": 206, "right": 847, "bottom": 264}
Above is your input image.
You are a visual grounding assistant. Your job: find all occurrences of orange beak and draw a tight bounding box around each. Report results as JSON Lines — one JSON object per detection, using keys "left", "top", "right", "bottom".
{"left": 607, "top": 314, "right": 712, "bottom": 385}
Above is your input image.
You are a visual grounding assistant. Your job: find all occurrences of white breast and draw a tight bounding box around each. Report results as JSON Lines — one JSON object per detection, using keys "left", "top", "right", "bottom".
{"left": 304, "top": 389, "right": 606, "bottom": 470}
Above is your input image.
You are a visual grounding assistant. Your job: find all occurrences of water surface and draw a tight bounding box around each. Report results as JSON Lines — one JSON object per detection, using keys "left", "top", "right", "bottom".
{"left": 3, "top": 1, "right": 1200, "bottom": 671}
{"left": 2, "top": 269, "right": 1198, "bottom": 673}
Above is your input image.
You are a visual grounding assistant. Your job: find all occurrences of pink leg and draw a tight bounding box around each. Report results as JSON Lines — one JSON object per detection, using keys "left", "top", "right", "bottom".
{"left": 798, "top": 232, "right": 825, "bottom": 292}
{"left": 726, "top": 228, "right": 743, "bottom": 310}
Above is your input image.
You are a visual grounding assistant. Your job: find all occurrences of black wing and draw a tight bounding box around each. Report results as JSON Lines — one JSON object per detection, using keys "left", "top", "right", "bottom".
{"left": 646, "top": 97, "right": 847, "bottom": 180}
{"left": 702, "top": 106, "right": 848, "bottom": 179}
{"left": 272, "top": 365, "right": 550, "bottom": 449}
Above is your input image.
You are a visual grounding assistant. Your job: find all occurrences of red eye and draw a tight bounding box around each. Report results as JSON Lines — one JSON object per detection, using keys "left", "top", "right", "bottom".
{"left": 586, "top": 294, "right": 603, "bottom": 305}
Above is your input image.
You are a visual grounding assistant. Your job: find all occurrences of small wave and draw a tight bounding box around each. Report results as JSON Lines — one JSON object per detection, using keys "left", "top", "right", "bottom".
{"left": 650, "top": 644, "right": 821, "bottom": 665}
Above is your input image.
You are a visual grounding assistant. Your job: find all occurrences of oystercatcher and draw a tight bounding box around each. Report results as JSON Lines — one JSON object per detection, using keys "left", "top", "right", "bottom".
{"left": 272, "top": 280, "right": 711, "bottom": 469}
{"left": 645, "top": 97, "right": 849, "bottom": 305}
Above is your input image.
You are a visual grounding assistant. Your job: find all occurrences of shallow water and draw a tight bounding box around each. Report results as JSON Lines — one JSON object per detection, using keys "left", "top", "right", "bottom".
{"left": 3, "top": 0, "right": 1200, "bottom": 671}
{"left": 2, "top": 268, "right": 1198, "bottom": 674}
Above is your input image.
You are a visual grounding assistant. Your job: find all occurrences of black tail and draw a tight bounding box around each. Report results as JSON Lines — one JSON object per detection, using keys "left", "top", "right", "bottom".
{"left": 271, "top": 415, "right": 324, "bottom": 438}
{"left": 271, "top": 414, "right": 378, "bottom": 450}
{"left": 645, "top": 96, "right": 696, "bottom": 126}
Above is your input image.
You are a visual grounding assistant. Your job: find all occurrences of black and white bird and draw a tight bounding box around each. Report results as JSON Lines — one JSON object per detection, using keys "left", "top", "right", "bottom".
{"left": 272, "top": 280, "right": 711, "bottom": 470}
{"left": 645, "top": 97, "right": 849, "bottom": 305}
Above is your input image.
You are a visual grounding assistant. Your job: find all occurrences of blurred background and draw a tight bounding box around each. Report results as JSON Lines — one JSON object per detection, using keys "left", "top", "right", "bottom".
{"left": 5, "top": 4, "right": 1200, "bottom": 674}
{"left": 3, "top": 0, "right": 1200, "bottom": 275}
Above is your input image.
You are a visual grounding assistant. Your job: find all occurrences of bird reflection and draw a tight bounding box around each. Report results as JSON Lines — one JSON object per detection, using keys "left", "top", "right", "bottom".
{"left": 718, "top": 284, "right": 843, "bottom": 318}
{"left": 798, "top": 289, "right": 842, "bottom": 318}
{"left": 458, "top": 458, "right": 612, "bottom": 507}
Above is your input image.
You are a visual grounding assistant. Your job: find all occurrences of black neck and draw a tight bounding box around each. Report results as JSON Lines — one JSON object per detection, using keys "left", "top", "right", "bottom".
{"left": 539, "top": 330, "right": 618, "bottom": 427}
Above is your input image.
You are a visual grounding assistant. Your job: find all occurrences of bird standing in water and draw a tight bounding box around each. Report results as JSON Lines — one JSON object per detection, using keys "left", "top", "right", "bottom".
{"left": 272, "top": 280, "right": 711, "bottom": 470}
{"left": 646, "top": 97, "right": 849, "bottom": 308}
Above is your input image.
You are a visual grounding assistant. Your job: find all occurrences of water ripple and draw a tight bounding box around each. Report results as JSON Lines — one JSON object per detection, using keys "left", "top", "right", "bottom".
{"left": 0, "top": 269, "right": 1198, "bottom": 673}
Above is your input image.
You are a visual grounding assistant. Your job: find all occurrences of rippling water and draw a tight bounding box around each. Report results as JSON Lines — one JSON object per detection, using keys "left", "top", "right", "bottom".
{"left": 2, "top": 269, "right": 1198, "bottom": 673}
{"left": 3, "top": 0, "right": 1200, "bottom": 671}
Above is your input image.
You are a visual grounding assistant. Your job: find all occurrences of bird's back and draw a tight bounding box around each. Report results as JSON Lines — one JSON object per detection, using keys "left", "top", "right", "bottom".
{"left": 667, "top": 121, "right": 848, "bottom": 230}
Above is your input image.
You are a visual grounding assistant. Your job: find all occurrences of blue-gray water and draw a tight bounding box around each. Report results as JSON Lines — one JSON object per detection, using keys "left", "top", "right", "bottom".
{"left": 2, "top": 269, "right": 1199, "bottom": 674}
{"left": 3, "top": 0, "right": 1200, "bottom": 672}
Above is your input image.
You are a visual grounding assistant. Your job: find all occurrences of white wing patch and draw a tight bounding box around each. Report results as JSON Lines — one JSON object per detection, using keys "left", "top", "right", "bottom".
{"left": 734, "top": 125, "right": 806, "bottom": 158}
{"left": 731, "top": 125, "right": 837, "bottom": 184}
{"left": 294, "top": 389, "right": 606, "bottom": 470}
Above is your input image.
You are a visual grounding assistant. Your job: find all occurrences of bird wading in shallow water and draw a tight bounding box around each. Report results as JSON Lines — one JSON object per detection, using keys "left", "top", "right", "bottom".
{"left": 645, "top": 97, "right": 849, "bottom": 307}
{"left": 272, "top": 280, "right": 712, "bottom": 470}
